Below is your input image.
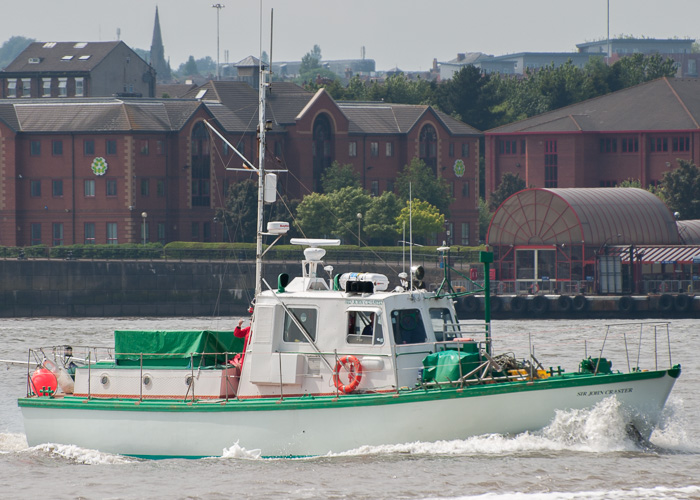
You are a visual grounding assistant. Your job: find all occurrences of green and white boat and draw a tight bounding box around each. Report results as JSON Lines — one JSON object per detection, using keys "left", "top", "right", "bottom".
{"left": 18, "top": 45, "right": 681, "bottom": 459}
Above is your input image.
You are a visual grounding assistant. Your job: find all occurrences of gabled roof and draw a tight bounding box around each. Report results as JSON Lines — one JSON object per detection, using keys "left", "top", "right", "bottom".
{"left": 185, "top": 81, "right": 313, "bottom": 132}
{"left": 487, "top": 77, "right": 700, "bottom": 134}
{"left": 338, "top": 102, "right": 482, "bottom": 136}
{"left": 184, "top": 80, "right": 481, "bottom": 136}
{"left": 2, "top": 41, "right": 136, "bottom": 73}
{"left": 0, "top": 98, "right": 202, "bottom": 133}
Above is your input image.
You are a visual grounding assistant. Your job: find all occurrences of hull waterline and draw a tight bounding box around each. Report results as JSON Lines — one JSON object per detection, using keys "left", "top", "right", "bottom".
{"left": 19, "top": 368, "right": 679, "bottom": 458}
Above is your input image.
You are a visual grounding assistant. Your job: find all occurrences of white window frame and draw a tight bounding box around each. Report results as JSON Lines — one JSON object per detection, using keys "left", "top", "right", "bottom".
{"left": 75, "top": 77, "right": 84, "bottom": 97}
{"left": 7, "top": 80, "right": 17, "bottom": 98}
{"left": 42, "top": 78, "right": 51, "bottom": 97}
{"left": 58, "top": 78, "right": 67, "bottom": 97}
{"left": 22, "top": 78, "right": 31, "bottom": 97}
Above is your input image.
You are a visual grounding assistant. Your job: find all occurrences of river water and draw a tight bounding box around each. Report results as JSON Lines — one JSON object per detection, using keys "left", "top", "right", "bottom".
{"left": 1, "top": 317, "right": 698, "bottom": 500}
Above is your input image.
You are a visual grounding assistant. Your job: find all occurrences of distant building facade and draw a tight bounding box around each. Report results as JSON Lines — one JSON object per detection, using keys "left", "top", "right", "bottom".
{"left": 485, "top": 77, "right": 700, "bottom": 198}
{"left": 0, "top": 80, "right": 481, "bottom": 247}
{"left": 0, "top": 41, "right": 156, "bottom": 99}
{"left": 576, "top": 38, "right": 699, "bottom": 77}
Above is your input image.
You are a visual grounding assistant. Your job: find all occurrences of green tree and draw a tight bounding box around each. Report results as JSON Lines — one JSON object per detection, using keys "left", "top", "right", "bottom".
{"left": 395, "top": 157, "right": 453, "bottom": 217}
{"left": 435, "top": 65, "right": 499, "bottom": 131}
{"left": 395, "top": 199, "right": 444, "bottom": 244}
{"left": 182, "top": 56, "right": 199, "bottom": 76}
{"left": 657, "top": 160, "right": 700, "bottom": 220}
{"left": 478, "top": 197, "right": 493, "bottom": 241}
{"left": 295, "top": 192, "right": 336, "bottom": 239}
{"left": 0, "top": 36, "right": 35, "bottom": 70}
{"left": 216, "top": 179, "right": 257, "bottom": 242}
{"left": 616, "top": 178, "right": 642, "bottom": 188}
{"left": 489, "top": 172, "right": 527, "bottom": 211}
{"left": 327, "top": 187, "right": 372, "bottom": 244}
{"left": 320, "top": 161, "right": 361, "bottom": 193}
{"left": 364, "top": 191, "right": 401, "bottom": 245}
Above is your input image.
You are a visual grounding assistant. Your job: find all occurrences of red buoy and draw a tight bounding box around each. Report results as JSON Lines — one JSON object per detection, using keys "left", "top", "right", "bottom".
{"left": 30, "top": 367, "right": 57, "bottom": 396}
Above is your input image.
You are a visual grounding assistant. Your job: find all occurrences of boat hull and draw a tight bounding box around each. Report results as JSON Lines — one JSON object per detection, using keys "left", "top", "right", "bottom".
{"left": 19, "top": 368, "right": 679, "bottom": 458}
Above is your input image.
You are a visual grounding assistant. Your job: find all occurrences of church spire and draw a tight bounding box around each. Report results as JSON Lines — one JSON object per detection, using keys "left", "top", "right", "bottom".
{"left": 150, "top": 6, "right": 171, "bottom": 82}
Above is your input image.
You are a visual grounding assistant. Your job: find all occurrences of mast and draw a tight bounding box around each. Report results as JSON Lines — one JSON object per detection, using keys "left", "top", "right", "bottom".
{"left": 254, "top": 9, "right": 270, "bottom": 299}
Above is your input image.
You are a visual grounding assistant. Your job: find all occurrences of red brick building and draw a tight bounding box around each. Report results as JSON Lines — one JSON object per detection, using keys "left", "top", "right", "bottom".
{"left": 485, "top": 78, "right": 700, "bottom": 198}
{"left": 0, "top": 81, "right": 481, "bottom": 247}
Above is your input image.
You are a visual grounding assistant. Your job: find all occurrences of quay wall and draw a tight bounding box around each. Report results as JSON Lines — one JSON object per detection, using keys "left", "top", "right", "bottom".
{"left": 0, "top": 259, "right": 697, "bottom": 319}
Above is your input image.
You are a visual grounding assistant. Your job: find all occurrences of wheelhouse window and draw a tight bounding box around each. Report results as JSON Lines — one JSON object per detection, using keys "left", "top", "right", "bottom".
{"left": 346, "top": 311, "right": 384, "bottom": 345}
{"left": 429, "top": 308, "right": 459, "bottom": 341}
{"left": 283, "top": 307, "right": 318, "bottom": 343}
{"left": 390, "top": 309, "right": 427, "bottom": 344}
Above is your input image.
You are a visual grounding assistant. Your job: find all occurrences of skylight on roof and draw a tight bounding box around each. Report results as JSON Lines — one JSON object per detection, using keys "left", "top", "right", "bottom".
{"left": 43, "top": 42, "right": 57, "bottom": 48}
{"left": 61, "top": 55, "right": 74, "bottom": 61}
{"left": 73, "top": 42, "right": 88, "bottom": 49}
{"left": 78, "top": 55, "right": 91, "bottom": 60}
{"left": 195, "top": 89, "right": 207, "bottom": 99}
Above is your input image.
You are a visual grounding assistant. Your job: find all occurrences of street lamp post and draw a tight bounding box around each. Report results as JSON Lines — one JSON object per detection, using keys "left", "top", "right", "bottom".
{"left": 357, "top": 213, "right": 362, "bottom": 247}
{"left": 212, "top": 4, "right": 225, "bottom": 80}
{"left": 141, "top": 212, "right": 148, "bottom": 245}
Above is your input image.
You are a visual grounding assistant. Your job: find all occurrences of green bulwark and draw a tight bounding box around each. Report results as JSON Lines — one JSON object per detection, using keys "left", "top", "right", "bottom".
{"left": 114, "top": 330, "right": 243, "bottom": 367}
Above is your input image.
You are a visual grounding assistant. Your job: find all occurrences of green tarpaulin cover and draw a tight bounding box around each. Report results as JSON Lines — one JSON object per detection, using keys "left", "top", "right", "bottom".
{"left": 422, "top": 350, "right": 481, "bottom": 383}
{"left": 114, "top": 330, "right": 243, "bottom": 367}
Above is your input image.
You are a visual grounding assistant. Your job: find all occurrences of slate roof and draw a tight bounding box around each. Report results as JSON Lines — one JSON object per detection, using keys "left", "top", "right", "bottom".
{"left": 487, "top": 77, "right": 700, "bottom": 134}
{"left": 0, "top": 98, "right": 202, "bottom": 133}
{"left": 2, "top": 41, "right": 134, "bottom": 73}
{"left": 338, "top": 102, "right": 482, "bottom": 136}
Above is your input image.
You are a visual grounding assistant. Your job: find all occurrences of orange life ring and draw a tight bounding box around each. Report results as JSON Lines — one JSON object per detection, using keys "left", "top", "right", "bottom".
{"left": 530, "top": 283, "right": 539, "bottom": 294}
{"left": 333, "top": 355, "right": 363, "bottom": 394}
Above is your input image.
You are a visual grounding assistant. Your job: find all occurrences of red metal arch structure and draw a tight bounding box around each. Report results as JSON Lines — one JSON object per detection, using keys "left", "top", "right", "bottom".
{"left": 486, "top": 188, "right": 679, "bottom": 294}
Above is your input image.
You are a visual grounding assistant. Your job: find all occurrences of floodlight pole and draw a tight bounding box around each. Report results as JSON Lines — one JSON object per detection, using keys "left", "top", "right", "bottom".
{"left": 212, "top": 4, "right": 225, "bottom": 80}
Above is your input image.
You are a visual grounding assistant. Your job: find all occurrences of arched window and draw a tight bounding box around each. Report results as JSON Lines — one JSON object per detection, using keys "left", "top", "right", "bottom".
{"left": 191, "top": 122, "right": 210, "bottom": 207}
{"left": 419, "top": 124, "right": 437, "bottom": 174}
{"left": 312, "top": 114, "right": 333, "bottom": 191}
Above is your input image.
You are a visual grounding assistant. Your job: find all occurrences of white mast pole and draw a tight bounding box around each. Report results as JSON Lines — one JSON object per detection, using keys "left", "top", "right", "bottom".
{"left": 254, "top": 5, "right": 269, "bottom": 299}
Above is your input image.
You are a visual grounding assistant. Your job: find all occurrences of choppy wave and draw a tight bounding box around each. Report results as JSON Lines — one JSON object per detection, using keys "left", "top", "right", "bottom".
{"left": 0, "top": 432, "right": 28, "bottom": 454}
{"left": 423, "top": 485, "right": 700, "bottom": 500}
{"left": 27, "top": 443, "right": 135, "bottom": 464}
{"left": 220, "top": 441, "right": 262, "bottom": 460}
{"left": 334, "top": 396, "right": 698, "bottom": 458}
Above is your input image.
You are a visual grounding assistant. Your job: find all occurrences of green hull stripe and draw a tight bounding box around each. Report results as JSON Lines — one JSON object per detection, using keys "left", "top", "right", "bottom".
{"left": 18, "top": 367, "right": 679, "bottom": 413}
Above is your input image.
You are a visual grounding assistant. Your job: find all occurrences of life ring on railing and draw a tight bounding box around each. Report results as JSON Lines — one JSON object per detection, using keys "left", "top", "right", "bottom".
{"left": 333, "top": 355, "right": 363, "bottom": 394}
{"left": 659, "top": 282, "right": 670, "bottom": 293}
{"left": 530, "top": 283, "right": 539, "bottom": 295}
